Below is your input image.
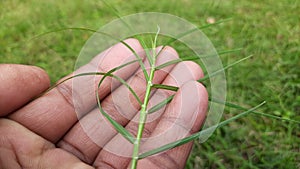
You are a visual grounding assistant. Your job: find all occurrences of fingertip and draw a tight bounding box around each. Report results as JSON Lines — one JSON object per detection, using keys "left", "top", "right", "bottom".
{"left": 123, "top": 38, "right": 142, "bottom": 48}
{"left": 187, "top": 80, "right": 208, "bottom": 111}
{"left": 182, "top": 61, "right": 204, "bottom": 79}
{"left": 0, "top": 64, "right": 50, "bottom": 116}
{"left": 155, "top": 46, "right": 179, "bottom": 70}
{"left": 159, "top": 46, "right": 179, "bottom": 59}
{"left": 156, "top": 46, "right": 204, "bottom": 81}
{"left": 182, "top": 80, "right": 208, "bottom": 113}
{"left": 122, "top": 38, "right": 145, "bottom": 57}
{"left": 30, "top": 65, "right": 51, "bottom": 89}
{"left": 166, "top": 61, "right": 203, "bottom": 88}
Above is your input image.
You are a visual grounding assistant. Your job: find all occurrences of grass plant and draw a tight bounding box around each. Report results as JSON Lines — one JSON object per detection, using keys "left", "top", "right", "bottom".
{"left": 1, "top": 0, "right": 299, "bottom": 168}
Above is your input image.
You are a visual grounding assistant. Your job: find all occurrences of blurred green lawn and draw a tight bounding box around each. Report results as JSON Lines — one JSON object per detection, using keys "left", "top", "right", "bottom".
{"left": 1, "top": 0, "right": 299, "bottom": 168}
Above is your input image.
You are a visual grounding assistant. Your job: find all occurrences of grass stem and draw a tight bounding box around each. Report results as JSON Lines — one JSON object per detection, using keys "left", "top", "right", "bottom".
{"left": 130, "top": 27, "right": 160, "bottom": 169}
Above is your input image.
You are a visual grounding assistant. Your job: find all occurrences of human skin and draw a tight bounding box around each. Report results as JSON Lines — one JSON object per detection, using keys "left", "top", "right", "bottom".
{"left": 0, "top": 39, "right": 208, "bottom": 169}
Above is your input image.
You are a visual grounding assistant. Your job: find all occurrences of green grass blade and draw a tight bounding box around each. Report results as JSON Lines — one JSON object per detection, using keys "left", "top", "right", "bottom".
{"left": 148, "top": 95, "right": 174, "bottom": 114}
{"left": 217, "top": 101, "right": 266, "bottom": 127}
{"left": 97, "top": 61, "right": 144, "bottom": 107}
{"left": 163, "top": 18, "right": 232, "bottom": 46}
{"left": 106, "top": 59, "right": 141, "bottom": 75}
{"left": 117, "top": 40, "right": 149, "bottom": 81}
{"left": 138, "top": 101, "right": 266, "bottom": 159}
{"left": 101, "top": 0, "right": 122, "bottom": 19}
{"left": 42, "top": 71, "right": 142, "bottom": 108}
{"left": 96, "top": 73, "right": 136, "bottom": 144}
{"left": 101, "top": 0, "right": 152, "bottom": 80}
{"left": 151, "top": 84, "right": 179, "bottom": 92}
{"left": 35, "top": 72, "right": 106, "bottom": 99}
{"left": 217, "top": 48, "right": 243, "bottom": 55}
{"left": 155, "top": 48, "right": 243, "bottom": 70}
{"left": 198, "top": 18, "right": 232, "bottom": 30}
{"left": 153, "top": 25, "right": 160, "bottom": 50}
{"left": 38, "top": 58, "right": 140, "bottom": 97}
{"left": 102, "top": 0, "right": 163, "bottom": 67}
{"left": 112, "top": 74, "right": 142, "bottom": 105}
{"left": 198, "top": 55, "right": 254, "bottom": 82}
{"left": 155, "top": 56, "right": 199, "bottom": 70}
{"left": 210, "top": 98, "right": 300, "bottom": 124}
{"left": 149, "top": 18, "right": 233, "bottom": 64}
{"left": 97, "top": 93, "right": 135, "bottom": 144}
{"left": 30, "top": 26, "right": 149, "bottom": 81}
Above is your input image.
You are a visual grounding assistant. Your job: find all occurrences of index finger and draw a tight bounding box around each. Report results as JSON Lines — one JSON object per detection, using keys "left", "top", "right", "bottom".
{"left": 9, "top": 38, "right": 145, "bottom": 143}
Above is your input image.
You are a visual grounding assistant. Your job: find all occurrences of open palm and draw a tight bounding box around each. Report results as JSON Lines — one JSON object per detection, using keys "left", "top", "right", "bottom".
{"left": 0, "top": 39, "right": 208, "bottom": 169}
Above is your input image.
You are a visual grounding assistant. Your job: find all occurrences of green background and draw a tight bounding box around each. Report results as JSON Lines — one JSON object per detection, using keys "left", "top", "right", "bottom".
{"left": 1, "top": 0, "right": 299, "bottom": 168}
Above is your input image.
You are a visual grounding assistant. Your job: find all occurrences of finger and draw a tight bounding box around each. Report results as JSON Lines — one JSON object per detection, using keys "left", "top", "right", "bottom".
{"left": 9, "top": 38, "right": 145, "bottom": 142}
{"left": 0, "top": 119, "right": 93, "bottom": 169}
{"left": 137, "top": 81, "right": 208, "bottom": 169}
{"left": 93, "top": 61, "right": 204, "bottom": 168}
{"left": 57, "top": 46, "right": 179, "bottom": 164}
{"left": 0, "top": 64, "right": 50, "bottom": 116}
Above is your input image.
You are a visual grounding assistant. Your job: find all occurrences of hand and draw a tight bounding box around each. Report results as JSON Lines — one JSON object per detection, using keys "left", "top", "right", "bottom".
{"left": 0, "top": 39, "right": 208, "bottom": 169}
